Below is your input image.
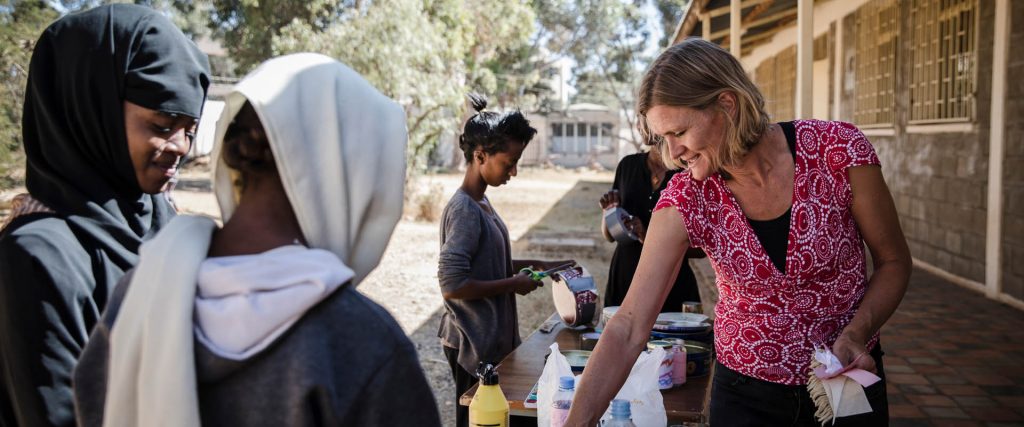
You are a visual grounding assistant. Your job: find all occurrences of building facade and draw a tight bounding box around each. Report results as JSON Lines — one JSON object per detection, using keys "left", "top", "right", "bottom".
{"left": 673, "top": 0, "right": 1022, "bottom": 308}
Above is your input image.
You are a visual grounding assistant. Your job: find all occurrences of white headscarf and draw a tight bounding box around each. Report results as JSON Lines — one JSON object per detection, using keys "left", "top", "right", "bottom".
{"left": 214, "top": 52, "right": 407, "bottom": 284}
{"left": 103, "top": 53, "right": 407, "bottom": 427}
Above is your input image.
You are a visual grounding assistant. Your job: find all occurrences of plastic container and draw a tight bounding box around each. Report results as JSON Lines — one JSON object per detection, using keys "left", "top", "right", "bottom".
{"left": 605, "top": 399, "right": 637, "bottom": 426}
{"left": 596, "top": 306, "right": 619, "bottom": 332}
{"left": 579, "top": 331, "right": 600, "bottom": 351}
{"left": 646, "top": 340, "right": 674, "bottom": 389}
{"left": 550, "top": 375, "right": 575, "bottom": 427}
{"left": 683, "top": 341, "right": 713, "bottom": 377}
{"left": 668, "top": 339, "right": 687, "bottom": 385}
{"left": 469, "top": 362, "right": 508, "bottom": 427}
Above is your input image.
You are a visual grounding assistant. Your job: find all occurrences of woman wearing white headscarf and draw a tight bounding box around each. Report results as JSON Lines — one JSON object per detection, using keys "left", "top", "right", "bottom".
{"left": 72, "top": 53, "right": 441, "bottom": 427}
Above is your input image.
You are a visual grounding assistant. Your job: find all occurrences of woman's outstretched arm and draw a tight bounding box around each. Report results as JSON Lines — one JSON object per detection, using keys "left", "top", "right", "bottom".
{"left": 564, "top": 207, "right": 690, "bottom": 426}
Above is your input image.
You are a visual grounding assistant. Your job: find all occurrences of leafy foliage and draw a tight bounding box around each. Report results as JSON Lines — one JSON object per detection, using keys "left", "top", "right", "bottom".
{"left": 0, "top": 0, "right": 58, "bottom": 187}
{"left": 272, "top": 0, "right": 537, "bottom": 173}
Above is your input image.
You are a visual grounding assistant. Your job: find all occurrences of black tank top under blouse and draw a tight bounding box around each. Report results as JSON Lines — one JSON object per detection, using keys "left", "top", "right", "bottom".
{"left": 746, "top": 122, "right": 796, "bottom": 274}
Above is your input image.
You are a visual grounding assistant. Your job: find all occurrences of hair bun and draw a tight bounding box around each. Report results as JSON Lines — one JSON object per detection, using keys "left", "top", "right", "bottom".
{"left": 467, "top": 92, "right": 488, "bottom": 113}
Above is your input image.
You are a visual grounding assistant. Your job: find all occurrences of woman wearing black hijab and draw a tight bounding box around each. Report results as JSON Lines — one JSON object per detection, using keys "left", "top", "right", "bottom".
{"left": 0, "top": 4, "right": 209, "bottom": 426}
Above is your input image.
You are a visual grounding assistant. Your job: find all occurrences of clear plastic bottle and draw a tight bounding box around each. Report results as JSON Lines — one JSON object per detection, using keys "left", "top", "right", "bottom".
{"left": 604, "top": 399, "right": 637, "bottom": 427}
{"left": 550, "top": 375, "right": 575, "bottom": 427}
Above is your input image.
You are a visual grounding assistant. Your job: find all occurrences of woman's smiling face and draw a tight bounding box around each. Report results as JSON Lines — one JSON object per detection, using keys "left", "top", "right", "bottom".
{"left": 123, "top": 101, "right": 197, "bottom": 193}
{"left": 645, "top": 104, "right": 726, "bottom": 181}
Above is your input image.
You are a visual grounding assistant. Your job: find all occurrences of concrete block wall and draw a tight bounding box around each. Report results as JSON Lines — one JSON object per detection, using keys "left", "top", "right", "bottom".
{"left": 831, "top": 0, "right": 995, "bottom": 284}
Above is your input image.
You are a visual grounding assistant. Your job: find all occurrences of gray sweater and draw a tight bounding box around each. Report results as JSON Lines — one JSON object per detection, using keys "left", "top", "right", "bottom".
{"left": 437, "top": 190, "right": 520, "bottom": 373}
{"left": 73, "top": 271, "right": 441, "bottom": 427}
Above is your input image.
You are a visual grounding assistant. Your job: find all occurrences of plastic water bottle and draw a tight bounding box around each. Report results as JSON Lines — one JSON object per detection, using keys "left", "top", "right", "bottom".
{"left": 469, "top": 362, "right": 508, "bottom": 427}
{"left": 550, "top": 375, "right": 575, "bottom": 427}
{"left": 604, "top": 399, "right": 637, "bottom": 426}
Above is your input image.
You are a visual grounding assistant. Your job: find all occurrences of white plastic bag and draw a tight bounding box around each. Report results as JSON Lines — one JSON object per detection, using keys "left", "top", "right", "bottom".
{"left": 537, "top": 343, "right": 575, "bottom": 427}
{"left": 593, "top": 346, "right": 667, "bottom": 427}
{"left": 535, "top": 343, "right": 667, "bottom": 427}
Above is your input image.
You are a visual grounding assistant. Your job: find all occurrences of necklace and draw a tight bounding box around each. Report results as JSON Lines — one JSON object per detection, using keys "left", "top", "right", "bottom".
{"left": 647, "top": 155, "right": 666, "bottom": 189}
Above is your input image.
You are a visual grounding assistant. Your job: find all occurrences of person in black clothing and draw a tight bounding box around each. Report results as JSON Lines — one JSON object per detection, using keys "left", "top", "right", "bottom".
{"left": 0, "top": 5, "right": 209, "bottom": 426}
{"left": 599, "top": 146, "right": 702, "bottom": 312}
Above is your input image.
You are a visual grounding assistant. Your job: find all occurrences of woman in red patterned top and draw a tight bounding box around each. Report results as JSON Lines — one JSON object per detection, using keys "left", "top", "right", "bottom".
{"left": 566, "top": 38, "right": 911, "bottom": 426}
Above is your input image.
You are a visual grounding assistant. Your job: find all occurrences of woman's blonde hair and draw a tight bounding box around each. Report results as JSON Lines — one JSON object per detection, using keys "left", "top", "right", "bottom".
{"left": 636, "top": 38, "right": 770, "bottom": 171}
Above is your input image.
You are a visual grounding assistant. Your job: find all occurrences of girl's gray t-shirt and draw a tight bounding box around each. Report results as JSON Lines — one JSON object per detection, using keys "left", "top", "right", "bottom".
{"left": 437, "top": 189, "right": 520, "bottom": 373}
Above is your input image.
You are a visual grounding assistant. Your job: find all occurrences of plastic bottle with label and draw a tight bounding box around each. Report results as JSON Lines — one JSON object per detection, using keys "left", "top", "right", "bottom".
{"left": 604, "top": 399, "right": 637, "bottom": 427}
{"left": 469, "top": 362, "right": 509, "bottom": 427}
{"left": 550, "top": 375, "right": 575, "bottom": 427}
{"left": 671, "top": 340, "right": 687, "bottom": 385}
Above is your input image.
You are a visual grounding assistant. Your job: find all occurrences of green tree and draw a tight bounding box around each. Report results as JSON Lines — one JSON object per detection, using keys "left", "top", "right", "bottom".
{"left": 654, "top": 0, "right": 686, "bottom": 48}
{"left": 273, "top": 0, "right": 467, "bottom": 174}
{"left": 273, "top": 0, "right": 538, "bottom": 174}
{"left": 206, "top": 0, "right": 350, "bottom": 73}
{"left": 0, "top": 0, "right": 59, "bottom": 188}
{"left": 534, "top": 0, "right": 653, "bottom": 151}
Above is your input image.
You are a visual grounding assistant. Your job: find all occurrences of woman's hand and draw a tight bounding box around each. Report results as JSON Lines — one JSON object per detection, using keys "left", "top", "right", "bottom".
{"left": 510, "top": 271, "right": 542, "bottom": 295}
{"left": 599, "top": 189, "right": 620, "bottom": 209}
{"left": 625, "top": 216, "right": 646, "bottom": 243}
{"left": 832, "top": 333, "right": 876, "bottom": 374}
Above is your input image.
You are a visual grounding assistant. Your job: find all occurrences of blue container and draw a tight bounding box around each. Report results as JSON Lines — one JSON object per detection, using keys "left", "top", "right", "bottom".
{"left": 649, "top": 328, "right": 713, "bottom": 345}
{"left": 683, "top": 341, "right": 713, "bottom": 377}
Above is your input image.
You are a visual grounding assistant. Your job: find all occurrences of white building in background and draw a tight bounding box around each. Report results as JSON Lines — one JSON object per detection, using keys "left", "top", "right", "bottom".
{"left": 521, "top": 103, "right": 636, "bottom": 170}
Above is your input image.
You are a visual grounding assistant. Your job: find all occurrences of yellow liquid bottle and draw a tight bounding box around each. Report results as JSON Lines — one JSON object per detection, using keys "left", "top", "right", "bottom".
{"left": 469, "top": 363, "right": 509, "bottom": 427}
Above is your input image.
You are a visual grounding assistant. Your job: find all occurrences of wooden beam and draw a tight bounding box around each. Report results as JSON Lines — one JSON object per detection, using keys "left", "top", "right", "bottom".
{"left": 706, "top": 0, "right": 774, "bottom": 18}
{"left": 796, "top": 0, "right": 812, "bottom": 118}
{"left": 731, "top": 0, "right": 742, "bottom": 55}
{"left": 708, "top": 7, "right": 798, "bottom": 40}
{"left": 721, "top": 0, "right": 775, "bottom": 52}
{"left": 740, "top": 25, "right": 787, "bottom": 44}
{"left": 674, "top": 0, "right": 712, "bottom": 45}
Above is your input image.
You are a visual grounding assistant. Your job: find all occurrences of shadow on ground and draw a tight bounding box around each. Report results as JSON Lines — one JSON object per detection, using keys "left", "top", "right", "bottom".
{"left": 174, "top": 177, "right": 213, "bottom": 192}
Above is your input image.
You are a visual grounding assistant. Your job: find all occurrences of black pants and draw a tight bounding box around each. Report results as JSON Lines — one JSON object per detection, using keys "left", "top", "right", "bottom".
{"left": 710, "top": 344, "right": 888, "bottom": 426}
{"left": 444, "top": 346, "right": 477, "bottom": 427}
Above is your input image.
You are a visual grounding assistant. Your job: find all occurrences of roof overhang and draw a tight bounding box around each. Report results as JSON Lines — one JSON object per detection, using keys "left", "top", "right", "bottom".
{"left": 671, "top": 0, "right": 800, "bottom": 57}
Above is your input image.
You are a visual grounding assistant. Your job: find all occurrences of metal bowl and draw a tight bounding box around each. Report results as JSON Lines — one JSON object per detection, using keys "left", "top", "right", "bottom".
{"left": 562, "top": 350, "right": 592, "bottom": 372}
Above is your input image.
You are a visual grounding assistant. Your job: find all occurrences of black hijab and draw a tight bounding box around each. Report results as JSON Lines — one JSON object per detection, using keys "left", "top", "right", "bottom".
{"left": 21, "top": 3, "right": 210, "bottom": 268}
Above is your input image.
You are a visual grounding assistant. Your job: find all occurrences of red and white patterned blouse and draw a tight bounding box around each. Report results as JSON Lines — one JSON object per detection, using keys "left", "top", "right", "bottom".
{"left": 655, "top": 120, "right": 880, "bottom": 385}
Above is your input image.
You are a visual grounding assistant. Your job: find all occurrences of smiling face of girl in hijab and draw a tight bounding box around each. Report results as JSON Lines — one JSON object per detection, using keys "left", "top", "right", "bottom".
{"left": 23, "top": 3, "right": 210, "bottom": 210}
{"left": 123, "top": 101, "right": 198, "bottom": 193}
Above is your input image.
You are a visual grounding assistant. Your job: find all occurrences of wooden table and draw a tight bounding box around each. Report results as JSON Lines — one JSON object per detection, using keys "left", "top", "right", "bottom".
{"left": 459, "top": 313, "right": 713, "bottom": 425}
